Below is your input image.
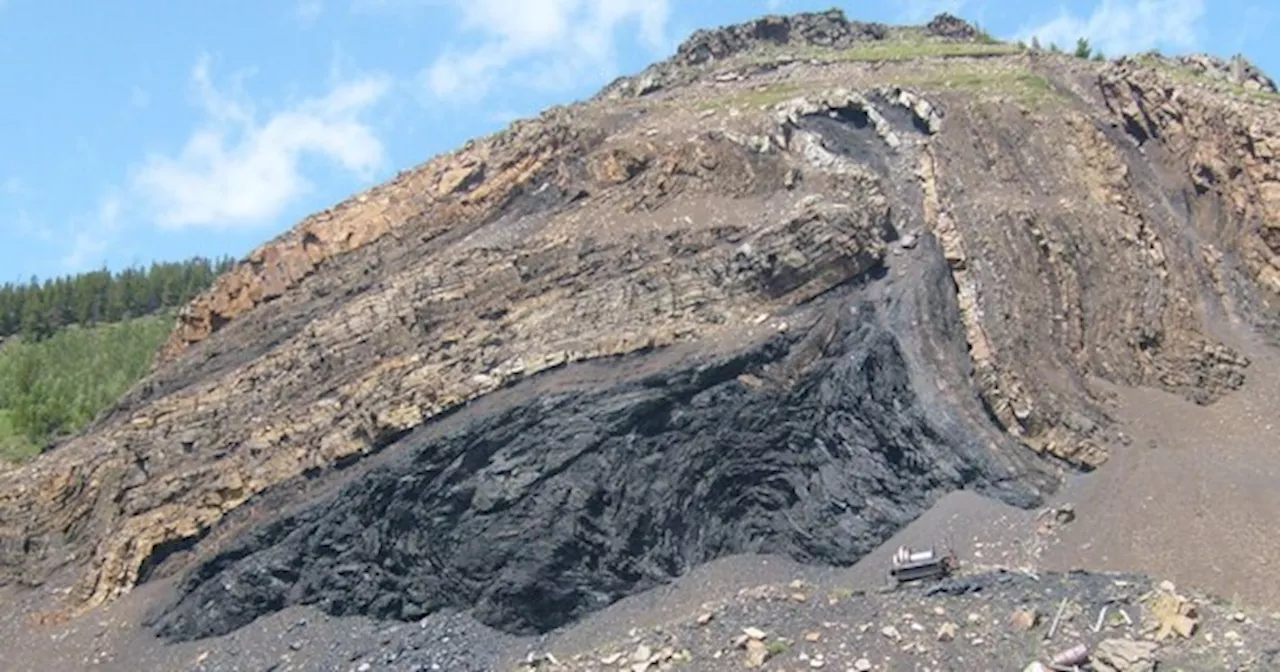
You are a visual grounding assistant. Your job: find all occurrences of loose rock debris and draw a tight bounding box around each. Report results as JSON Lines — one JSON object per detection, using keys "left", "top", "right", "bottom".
{"left": 515, "top": 571, "right": 1280, "bottom": 670}
{"left": 1144, "top": 581, "right": 1200, "bottom": 641}
{"left": 1036, "top": 502, "right": 1077, "bottom": 536}
{"left": 1092, "top": 638, "right": 1158, "bottom": 672}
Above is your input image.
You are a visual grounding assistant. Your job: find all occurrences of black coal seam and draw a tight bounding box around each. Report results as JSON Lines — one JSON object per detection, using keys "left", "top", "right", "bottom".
{"left": 135, "top": 529, "right": 209, "bottom": 585}
{"left": 145, "top": 280, "right": 1048, "bottom": 642}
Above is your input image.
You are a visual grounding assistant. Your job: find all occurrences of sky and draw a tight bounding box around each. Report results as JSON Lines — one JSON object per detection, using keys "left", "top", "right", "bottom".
{"left": 0, "top": 0, "right": 1273, "bottom": 284}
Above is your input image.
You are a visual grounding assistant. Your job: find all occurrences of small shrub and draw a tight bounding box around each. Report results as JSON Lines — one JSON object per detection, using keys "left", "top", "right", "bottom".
{"left": 1074, "top": 37, "right": 1093, "bottom": 59}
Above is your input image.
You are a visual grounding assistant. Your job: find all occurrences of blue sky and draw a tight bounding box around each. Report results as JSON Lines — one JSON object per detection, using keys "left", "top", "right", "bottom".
{"left": 0, "top": 0, "right": 1273, "bottom": 283}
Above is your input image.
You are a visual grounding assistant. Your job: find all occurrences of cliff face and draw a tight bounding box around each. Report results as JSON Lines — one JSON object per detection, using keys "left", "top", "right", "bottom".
{"left": 2, "top": 10, "right": 1279, "bottom": 638}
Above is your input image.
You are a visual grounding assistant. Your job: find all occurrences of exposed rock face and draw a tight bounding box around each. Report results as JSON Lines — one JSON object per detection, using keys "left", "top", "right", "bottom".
{"left": 595, "top": 8, "right": 982, "bottom": 102}
{"left": 147, "top": 258, "right": 1053, "bottom": 640}
{"left": 1100, "top": 56, "right": 1280, "bottom": 299}
{"left": 1146, "top": 52, "right": 1278, "bottom": 93}
{"left": 153, "top": 110, "right": 590, "bottom": 368}
{"left": 1, "top": 10, "right": 1279, "bottom": 643}
{"left": 924, "top": 13, "right": 980, "bottom": 41}
{"left": 674, "top": 9, "right": 888, "bottom": 67}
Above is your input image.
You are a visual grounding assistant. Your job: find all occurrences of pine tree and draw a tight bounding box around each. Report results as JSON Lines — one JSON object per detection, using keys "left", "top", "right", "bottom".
{"left": 0, "top": 254, "right": 239, "bottom": 340}
{"left": 1074, "top": 37, "right": 1092, "bottom": 59}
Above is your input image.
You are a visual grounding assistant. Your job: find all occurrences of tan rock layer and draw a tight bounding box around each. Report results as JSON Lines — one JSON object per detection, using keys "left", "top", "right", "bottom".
{"left": 154, "top": 110, "right": 590, "bottom": 368}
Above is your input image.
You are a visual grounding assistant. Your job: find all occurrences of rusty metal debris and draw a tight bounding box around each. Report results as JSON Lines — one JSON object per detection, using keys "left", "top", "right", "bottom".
{"left": 889, "top": 545, "right": 957, "bottom": 585}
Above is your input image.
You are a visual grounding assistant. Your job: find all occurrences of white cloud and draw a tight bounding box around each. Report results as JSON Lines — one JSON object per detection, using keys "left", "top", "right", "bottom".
{"left": 296, "top": 0, "right": 323, "bottom": 22}
{"left": 131, "top": 55, "right": 390, "bottom": 230}
{"left": 1016, "top": 0, "right": 1204, "bottom": 56}
{"left": 420, "top": 0, "right": 671, "bottom": 103}
{"left": 61, "top": 195, "right": 124, "bottom": 271}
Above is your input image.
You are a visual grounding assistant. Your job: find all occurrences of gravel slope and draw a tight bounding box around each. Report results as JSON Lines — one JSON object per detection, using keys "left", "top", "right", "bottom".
{"left": 1040, "top": 333, "right": 1280, "bottom": 609}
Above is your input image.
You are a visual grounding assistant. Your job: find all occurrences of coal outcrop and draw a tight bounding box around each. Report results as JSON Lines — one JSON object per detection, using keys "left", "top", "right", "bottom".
{"left": 148, "top": 236, "right": 1055, "bottom": 642}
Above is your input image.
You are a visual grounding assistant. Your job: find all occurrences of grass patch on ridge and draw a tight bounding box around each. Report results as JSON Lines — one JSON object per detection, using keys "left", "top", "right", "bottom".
{"left": 698, "top": 63, "right": 1055, "bottom": 113}
{"left": 696, "top": 82, "right": 810, "bottom": 110}
{"left": 887, "top": 67, "right": 1056, "bottom": 105}
{"left": 748, "top": 39, "right": 1024, "bottom": 66}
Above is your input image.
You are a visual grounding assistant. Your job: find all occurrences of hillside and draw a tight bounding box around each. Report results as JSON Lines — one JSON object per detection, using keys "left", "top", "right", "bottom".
{"left": 4, "top": 9, "right": 1280, "bottom": 670}
{"left": 0, "top": 256, "right": 235, "bottom": 462}
{"left": 0, "top": 314, "right": 175, "bottom": 461}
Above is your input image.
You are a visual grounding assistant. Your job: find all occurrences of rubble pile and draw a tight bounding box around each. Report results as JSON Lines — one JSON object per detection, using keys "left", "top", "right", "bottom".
{"left": 515, "top": 572, "right": 1279, "bottom": 671}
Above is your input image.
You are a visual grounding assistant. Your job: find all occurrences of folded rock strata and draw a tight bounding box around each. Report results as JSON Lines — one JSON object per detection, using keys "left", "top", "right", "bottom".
{"left": 1, "top": 10, "right": 1278, "bottom": 640}
{"left": 146, "top": 255, "right": 1053, "bottom": 640}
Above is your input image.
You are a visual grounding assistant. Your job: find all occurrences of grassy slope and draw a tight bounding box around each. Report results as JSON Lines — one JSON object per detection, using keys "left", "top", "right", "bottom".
{"left": 690, "top": 35, "right": 1061, "bottom": 115}
{"left": 0, "top": 313, "right": 174, "bottom": 461}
